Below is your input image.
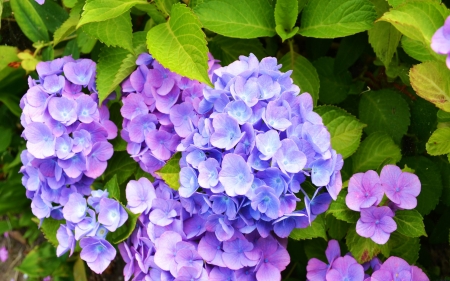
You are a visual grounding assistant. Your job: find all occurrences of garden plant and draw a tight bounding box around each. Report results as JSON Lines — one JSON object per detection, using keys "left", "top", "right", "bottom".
{"left": 1, "top": 0, "right": 450, "bottom": 280}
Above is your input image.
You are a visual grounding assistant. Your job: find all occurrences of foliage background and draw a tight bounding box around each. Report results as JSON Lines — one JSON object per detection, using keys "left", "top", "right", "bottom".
{"left": 1, "top": 0, "right": 450, "bottom": 280}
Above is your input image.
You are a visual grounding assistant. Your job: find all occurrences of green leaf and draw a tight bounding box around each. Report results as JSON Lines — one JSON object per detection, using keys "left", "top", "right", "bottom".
{"left": 346, "top": 227, "right": 390, "bottom": 263}
{"left": 63, "top": 39, "right": 80, "bottom": 59}
{"left": 209, "top": 35, "right": 267, "bottom": 66}
{"left": 194, "top": 0, "right": 276, "bottom": 38}
{"left": 299, "top": 0, "right": 377, "bottom": 38}
{"left": 10, "top": 0, "right": 49, "bottom": 42}
{"left": 315, "top": 106, "right": 366, "bottom": 158}
{"left": 437, "top": 109, "right": 450, "bottom": 122}
{"left": 359, "top": 89, "right": 411, "bottom": 144}
{"left": 275, "top": 0, "right": 298, "bottom": 40}
{"left": 82, "top": 11, "right": 133, "bottom": 52}
{"left": 105, "top": 174, "right": 120, "bottom": 200}
{"left": 135, "top": 3, "right": 166, "bottom": 24}
{"left": 427, "top": 127, "right": 450, "bottom": 156}
{"left": 53, "top": 15, "right": 79, "bottom": 46}
{"left": 63, "top": 0, "right": 79, "bottom": 8}
{"left": 31, "top": 0, "right": 69, "bottom": 33}
{"left": 400, "top": 156, "right": 442, "bottom": 215}
{"left": 0, "top": 1, "right": 2, "bottom": 29}
{"left": 289, "top": 215, "right": 327, "bottom": 240}
{"left": 78, "top": 0, "right": 147, "bottom": 27}
{"left": 96, "top": 31, "right": 147, "bottom": 103}
{"left": 313, "top": 57, "right": 351, "bottom": 104}
{"left": 388, "top": 232, "right": 420, "bottom": 264}
{"left": 401, "top": 36, "right": 445, "bottom": 62}
{"left": 147, "top": 4, "right": 211, "bottom": 86}
{"left": 104, "top": 151, "right": 138, "bottom": 185}
{"left": 352, "top": 132, "right": 402, "bottom": 173}
{"left": 410, "top": 61, "right": 450, "bottom": 112}
{"left": 379, "top": 1, "right": 450, "bottom": 48}
{"left": 334, "top": 32, "right": 368, "bottom": 74}
{"left": 16, "top": 242, "right": 65, "bottom": 278}
{"left": 155, "top": 152, "right": 182, "bottom": 190}
{"left": 155, "top": 0, "right": 178, "bottom": 16}
{"left": 107, "top": 204, "right": 140, "bottom": 244}
{"left": 326, "top": 215, "right": 350, "bottom": 240}
{"left": 280, "top": 52, "right": 320, "bottom": 105}
{"left": 393, "top": 210, "right": 427, "bottom": 238}
{"left": 0, "top": 127, "right": 11, "bottom": 153}
{"left": 0, "top": 46, "right": 19, "bottom": 72}
{"left": 73, "top": 257, "right": 88, "bottom": 281}
{"left": 368, "top": 22, "right": 402, "bottom": 67}
{"left": 326, "top": 189, "right": 359, "bottom": 223}
{"left": 76, "top": 29, "right": 97, "bottom": 54}
{"left": 33, "top": 217, "right": 61, "bottom": 248}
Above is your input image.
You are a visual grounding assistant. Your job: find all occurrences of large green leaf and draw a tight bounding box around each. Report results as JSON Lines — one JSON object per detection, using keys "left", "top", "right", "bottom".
{"left": 388, "top": 232, "right": 420, "bottom": 264}
{"left": 410, "top": 61, "right": 450, "bottom": 112}
{"left": 393, "top": 210, "right": 427, "bottom": 238}
{"left": 82, "top": 11, "right": 133, "bottom": 52}
{"left": 209, "top": 35, "right": 267, "bottom": 66}
{"left": 352, "top": 132, "right": 402, "bottom": 173}
{"left": 326, "top": 215, "right": 350, "bottom": 240}
{"left": 31, "top": 0, "right": 69, "bottom": 33}
{"left": 10, "top": 0, "right": 49, "bottom": 42}
{"left": 289, "top": 215, "right": 327, "bottom": 240}
{"left": 401, "top": 36, "right": 445, "bottom": 62}
{"left": 359, "top": 89, "right": 411, "bottom": 144}
{"left": 299, "top": 0, "right": 377, "bottom": 38}
{"left": 0, "top": 46, "right": 19, "bottom": 72}
{"left": 34, "top": 217, "right": 61, "bottom": 248}
{"left": 334, "top": 32, "right": 368, "bottom": 74}
{"left": 313, "top": 57, "right": 351, "bottom": 104}
{"left": 400, "top": 156, "right": 442, "bottom": 215}
{"left": 315, "top": 106, "right": 366, "bottom": 159}
{"left": 368, "top": 22, "right": 402, "bottom": 68}
{"left": 379, "top": 1, "right": 450, "bottom": 48}
{"left": 275, "top": 0, "right": 299, "bottom": 41}
{"left": 346, "top": 227, "right": 390, "bottom": 263}
{"left": 427, "top": 127, "right": 450, "bottom": 156}
{"left": 147, "top": 4, "right": 211, "bottom": 86}
{"left": 78, "top": 0, "right": 147, "bottom": 27}
{"left": 96, "top": 31, "right": 147, "bottom": 103}
{"left": 105, "top": 174, "right": 120, "bottom": 200}
{"left": 155, "top": 152, "right": 182, "bottom": 190}
{"left": 326, "top": 189, "right": 360, "bottom": 223}
{"left": 155, "top": 0, "right": 179, "bottom": 16}
{"left": 16, "top": 242, "right": 67, "bottom": 278}
{"left": 104, "top": 151, "right": 138, "bottom": 185}
{"left": 53, "top": 15, "right": 79, "bottom": 46}
{"left": 194, "top": 0, "right": 276, "bottom": 38}
{"left": 280, "top": 52, "right": 320, "bottom": 104}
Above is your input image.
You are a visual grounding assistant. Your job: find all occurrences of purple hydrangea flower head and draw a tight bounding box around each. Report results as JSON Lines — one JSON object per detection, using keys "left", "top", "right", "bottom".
{"left": 380, "top": 165, "right": 421, "bottom": 210}
{"left": 370, "top": 257, "right": 412, "bottom": 281}
{"left": 56, "top": 224, "right": 76, "bottom": 257}
{"left": 325, "top": 255, "right": 365, "bottom": 281}
{"left": 307, "top": 239, "right": 341, "bottom": 281}
{"left": 80, "top": 237, "right": 116, "bottom": 274}
{"left": 98, "top": 197, "right": 128, "bottom": 232}
{"left": 346, "top": 170, "right": 383, "bottom": 211}
{"left": 356, "top": 206, "right": 397, "bottom": 244}
{"left": 126, "top": 177, "right": 157, "bottom": 214}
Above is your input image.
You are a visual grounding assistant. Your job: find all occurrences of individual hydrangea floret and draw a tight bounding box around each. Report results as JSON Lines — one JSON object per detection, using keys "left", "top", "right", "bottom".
{"left": 431, "top": 16, "right": 450, "bottom": 69}
{"left": 380, "top": 165, "right": 421, "bottom": 210}
{"left": 356, "top": 206, "right": 397, "bottom": 245}
{"left": 346, "top": 170, "right": 383, "bottom": 212}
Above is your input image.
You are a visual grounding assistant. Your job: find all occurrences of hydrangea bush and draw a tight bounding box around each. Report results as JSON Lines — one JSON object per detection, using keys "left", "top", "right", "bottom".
{"left": 2, "top": 0, "right": 450, "bottom": 280}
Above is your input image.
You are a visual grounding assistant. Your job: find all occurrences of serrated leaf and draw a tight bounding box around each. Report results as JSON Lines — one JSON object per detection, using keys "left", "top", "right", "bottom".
{"left": 147, "top": 4, "right": 211, "bottom": 86}
{"left": 104, "top": 151, "right": 138, "bottom": 185}
{"left": 275, "top": 0, "right": 298, "bottom": 40}
{"left": 156, "top": 152, "right": 182, "bottom": 190}
{"left": 96, "top": 31, "right": 147, "bottom": 103}
{"left": 393, "top": 210, "right": 427, "bottom": 238}
{"left": 352, "top": 132, "right": 402, "bottom": 173}
{"left": 315, "top": 106, "right": 366, "bottom": 158}
{"left": 346, "top": 227, "right": 390, "bottom": 263}
{"left": 280, "top": 52, "right": 320, "bottom": 104}
{"left": 401, "top": 36, "right": 445, "bottom": 62}
{"left": 289, "top": 215, "right": 327, "bottom": 240}
{"left": 194, "top": 0, "right": 276, "bottom": 38}
{"left": 76, "top": 29, "right": 97, "bottom": 54}
{"left": 155, "top": 0, "right": 178, "bottom": 16}
{"left": 10, "top": 0, "right": 49, "bottom": 42}
{"left": 78, "top": 0, "right": 147, "bottom": 27}
{"left": 0, "top": 46, "right": 19, "bottom": 73}
{"left": 410, "top": 61, "right": 450, "bottom": 112}
{"left": 135, "top": 3, "right": 166, "bottom": 24}
{"left": 388, "top": 232, "right": 420, "bottom": 264}
{"left": 334, "top": 32, "right": 368, "bottom": 74}
{"left": 31, "top": 0, "right": 69, "bottom": 33}
{"left": 82, "top": 12, "right": 133, "bottom": 52}
{"left": 33, "top": 217, "right": 61, "bottom": 248}
{"left": 209, "top": 35, "right": 267, "bottom": 66}
{"left": 427, "top": 127, "right": 450, "bottom": 156}
{"left": 107, "top": 204, "right": 140, "bottom": 244}
{"left": 379, "top": 1, "right": 450, "bottom": 48}
{"left": 326, "top": 214, "right": 351, "bottom": 240}
{"left": 400, "top": 156, "right": 442, "bottom": 215}
{"left": 368, "top": 22, "right": 402, "bottom": 67}
{"left": 359, "top": 89, "right": 411, "bottom": 144}
{"left": 299, "top": 0, "right": 377, "bottom": 38}
{"left": 53, "top": 14, "right": 79, "bottom": 46}
{"left": 105, "top": 174, "right": 120, "bottom": 200}
{"left": 313, "top": 57, "right": 351, "bottom": 104}
{"left": 326, "top": 189, "right": 360, "bottom": 223}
